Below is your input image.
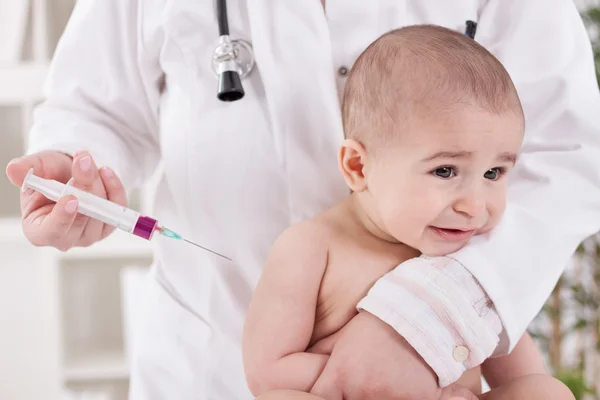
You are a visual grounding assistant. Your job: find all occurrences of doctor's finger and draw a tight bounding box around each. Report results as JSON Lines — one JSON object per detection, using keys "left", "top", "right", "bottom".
{"left": 70, "top": 151, "right": 107, "bottom": 196}
{"left": 6, "top": 151, "right": 72, "bottom": 187}
{"left": 70, "top": 152, "right": 107, "bottom": 244}
{"left": 99, "top": 166, "right": 127, "bottom": 239}
{"left": 21, "top": 188, "right": 56, "bottom": 219}
{"left": 23, "top": 195, "right": 78, "bottom": 249}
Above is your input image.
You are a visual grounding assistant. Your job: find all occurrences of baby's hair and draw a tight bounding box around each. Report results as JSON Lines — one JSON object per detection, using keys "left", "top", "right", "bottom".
{"left": 342, "top": 24, "right": 524, "bottom": 147}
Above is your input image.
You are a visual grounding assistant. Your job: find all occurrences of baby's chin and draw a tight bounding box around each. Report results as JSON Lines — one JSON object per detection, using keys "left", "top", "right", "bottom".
{"left": 418, "top": 240, "right": 471, "bottom": 257}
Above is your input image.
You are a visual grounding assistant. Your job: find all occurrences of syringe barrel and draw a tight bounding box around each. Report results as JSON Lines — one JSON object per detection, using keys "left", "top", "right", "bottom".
{"left": 61, "top": 178, "right": 141, "bottom": 233}
{"left": 22, "top": 169, "right": 158, "bottom": 240}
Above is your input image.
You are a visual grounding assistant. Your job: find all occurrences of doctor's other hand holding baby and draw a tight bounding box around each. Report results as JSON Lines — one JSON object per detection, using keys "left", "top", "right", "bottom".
{"left": 5, "top": 150, "right": 126, "bottom": 251}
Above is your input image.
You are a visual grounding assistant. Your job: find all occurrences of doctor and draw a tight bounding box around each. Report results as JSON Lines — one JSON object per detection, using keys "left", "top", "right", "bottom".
{"left": 5, "top": 0, "right": 600, "bottom": 399}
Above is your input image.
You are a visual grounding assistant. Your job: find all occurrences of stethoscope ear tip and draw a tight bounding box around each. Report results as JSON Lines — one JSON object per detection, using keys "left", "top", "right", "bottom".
{"left": 217, "top": 70, "right": 245, "bottom": 101}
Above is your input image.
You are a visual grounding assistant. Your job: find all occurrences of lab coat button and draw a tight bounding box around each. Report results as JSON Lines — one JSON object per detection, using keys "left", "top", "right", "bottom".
{"left": 453, "top": 345, "right": 469, "bottom": 362}
{"left": 338, "top": 66, "right": 349, "bottom": 76}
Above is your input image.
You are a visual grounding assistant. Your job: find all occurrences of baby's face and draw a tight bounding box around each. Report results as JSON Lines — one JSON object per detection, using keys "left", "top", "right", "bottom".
{"left": 364, "top": 106, "right": 524, "bottom": 256}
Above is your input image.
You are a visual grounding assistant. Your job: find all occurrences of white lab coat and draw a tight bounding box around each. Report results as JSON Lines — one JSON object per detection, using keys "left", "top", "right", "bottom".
{"left": 27, "top": 0, "right": 600, "bottom": 398}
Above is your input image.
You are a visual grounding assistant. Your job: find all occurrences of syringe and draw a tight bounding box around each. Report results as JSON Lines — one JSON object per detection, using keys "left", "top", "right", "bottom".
{"left": 22, "top": 168, "right": 231, "bottom": 261}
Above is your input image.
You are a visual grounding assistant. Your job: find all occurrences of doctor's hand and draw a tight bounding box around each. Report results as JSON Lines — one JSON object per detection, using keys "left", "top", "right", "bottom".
{"left": 5, "top": 150, "right": 126, "bottom": 251}
{"left": 310, "top": 311, "right": 476, "bottom": 400}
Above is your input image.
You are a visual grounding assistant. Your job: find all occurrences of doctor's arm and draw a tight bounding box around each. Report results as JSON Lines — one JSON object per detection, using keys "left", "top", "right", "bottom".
{"left": 25, "top": 0, "right": 162, "bottom": 189}
{"left": 5, "top": 0, "right": 163, "bottom": 251}
{"left": 242, "top": 222, "right": 330, "bottom": 396}
{"left": 315, "top": 0, "right": 600, "bottom": 393}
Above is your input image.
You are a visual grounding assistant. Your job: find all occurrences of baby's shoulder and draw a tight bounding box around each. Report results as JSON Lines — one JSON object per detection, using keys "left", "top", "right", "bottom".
{"left": 271, "top": 216, "right": 334, "bottom": 254}
{"left": 261, "top": 218, "right": 332, "bottom": 274}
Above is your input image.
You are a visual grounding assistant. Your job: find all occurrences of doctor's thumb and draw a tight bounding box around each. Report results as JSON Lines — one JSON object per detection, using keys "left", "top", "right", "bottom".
{"left": 5, "top": 151, "right": 73, "bottom": 187}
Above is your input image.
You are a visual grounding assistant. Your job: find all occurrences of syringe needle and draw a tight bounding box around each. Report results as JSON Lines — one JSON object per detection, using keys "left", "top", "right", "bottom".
{"left": 182, "top": 238, "right": 232, "bottom": 261}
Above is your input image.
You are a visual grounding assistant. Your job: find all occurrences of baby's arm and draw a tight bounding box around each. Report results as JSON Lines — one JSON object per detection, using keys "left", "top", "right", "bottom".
{"left": 481, "top": 331, "right": 547, "bottom": 388}
{"left": 243, "top": 221, "right": 329, "bottom": 396}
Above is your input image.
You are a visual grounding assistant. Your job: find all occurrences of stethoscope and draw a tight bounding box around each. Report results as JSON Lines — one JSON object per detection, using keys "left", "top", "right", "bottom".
{"left": 212, "top": 0, "right": 255, "bottom": 102}
{"left": 212, "top": 0, "right": 478, "bottom": 103}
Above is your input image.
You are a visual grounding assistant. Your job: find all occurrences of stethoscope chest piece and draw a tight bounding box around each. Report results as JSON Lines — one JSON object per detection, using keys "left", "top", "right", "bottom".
{"left": 213, "top": 0, "right": 255, "bottom": 102}
{"left": 212, "top": 37, "right": 254, "bottom": 79}
{"left": 212, "top": 36, "right": 255, "bottom": 102}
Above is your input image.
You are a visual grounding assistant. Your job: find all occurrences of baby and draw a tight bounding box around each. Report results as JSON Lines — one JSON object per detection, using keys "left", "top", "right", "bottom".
{"left": 242, "top": 25, "right": 573, "bottom": 400}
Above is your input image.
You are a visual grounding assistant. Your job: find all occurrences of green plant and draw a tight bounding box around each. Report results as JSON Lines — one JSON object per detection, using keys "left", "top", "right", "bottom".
{"left": 582, "top": 7, "right": 600, "bottom": 84}
{"left": 555, "top": 369, "right": 596, "bottom": 400}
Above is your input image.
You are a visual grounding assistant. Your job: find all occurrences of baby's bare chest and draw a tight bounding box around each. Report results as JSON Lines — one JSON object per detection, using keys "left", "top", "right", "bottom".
{"left": 308, "top": 243, "right": 419, "bottom": 348}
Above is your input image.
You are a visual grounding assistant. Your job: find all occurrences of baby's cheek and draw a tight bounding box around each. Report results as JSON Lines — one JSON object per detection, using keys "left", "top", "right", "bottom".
{"left": 479, "top": 191, "right": 507, "bottom": 231}
{"left": 389, "top": 207, "right": 426, "bottom": 242}
{"left": 477, "top": 224, "right": 494, "bottom": 235}
{"left": 478, "top": 212, "right": 502, "bottom": 234}
{"left": 382, "top": 188, "right": 433, "bottom": 240}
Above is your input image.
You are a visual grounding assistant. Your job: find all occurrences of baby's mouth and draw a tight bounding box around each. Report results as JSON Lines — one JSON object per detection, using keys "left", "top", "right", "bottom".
{"left": 429, "top": 226, "right": 476, "bottom": 241}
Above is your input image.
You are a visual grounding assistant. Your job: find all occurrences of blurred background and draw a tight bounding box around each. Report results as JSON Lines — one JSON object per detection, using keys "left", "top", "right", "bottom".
{"left": 0, "top": 0, "right": 600, "bottom": 399}
{"left": 0, "top": 1, "right": 155, "bottom": 399}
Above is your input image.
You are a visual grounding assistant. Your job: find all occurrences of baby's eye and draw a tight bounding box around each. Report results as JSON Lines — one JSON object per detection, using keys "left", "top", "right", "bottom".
{"left": 484, "top": 167, "right": 503, "bottom": 181}
{"left": 433, "top": 167, "right": 455, "bottom": 179}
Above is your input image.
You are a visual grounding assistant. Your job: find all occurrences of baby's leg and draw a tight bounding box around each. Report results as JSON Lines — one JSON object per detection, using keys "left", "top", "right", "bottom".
{"left": 255, "top": 390, "right": 325, "bottom": 400}
{"left": 480, "top": 374, "right": 574, "bottom": 400}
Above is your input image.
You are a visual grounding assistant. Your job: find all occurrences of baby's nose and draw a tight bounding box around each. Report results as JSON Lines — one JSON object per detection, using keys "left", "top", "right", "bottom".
{"left": 452, "top": 192, "right": 486, "bottom": 218}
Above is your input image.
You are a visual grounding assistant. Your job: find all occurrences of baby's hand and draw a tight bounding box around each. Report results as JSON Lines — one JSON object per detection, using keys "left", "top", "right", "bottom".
{"left": 440, "top": 386, "right": 478, "bottom": 400}
{"left": 310, "top": 311, "right": 440, "bottom": 400}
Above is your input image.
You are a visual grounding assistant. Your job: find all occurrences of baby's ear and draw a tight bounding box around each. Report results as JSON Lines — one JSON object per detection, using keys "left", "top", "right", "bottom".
{"left": 338, "top": 138, "right": 368, "bottom": 192}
